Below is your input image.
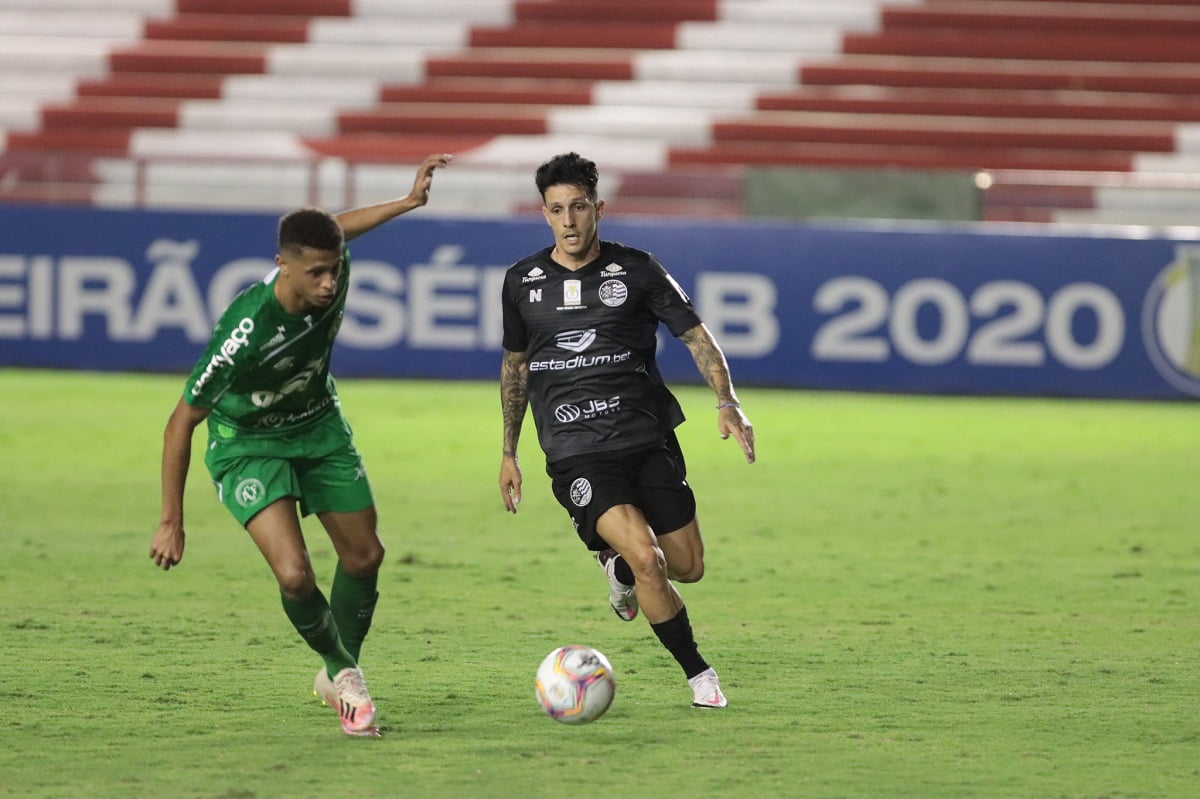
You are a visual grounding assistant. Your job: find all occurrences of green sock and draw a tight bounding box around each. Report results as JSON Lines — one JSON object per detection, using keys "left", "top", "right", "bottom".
{"left": 280, "top": 587, "right": 356, "bottom": 677}
{"left": 330, "top": 562, "right": 379, "bottom": 663}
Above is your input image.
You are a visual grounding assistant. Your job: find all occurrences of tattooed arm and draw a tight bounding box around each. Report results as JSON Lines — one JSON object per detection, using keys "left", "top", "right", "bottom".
{"left": 499, "top": 348, "right": 530, "bottom": 512}
{"left": 680, "top": 323, "right": 756, "bottom": 464}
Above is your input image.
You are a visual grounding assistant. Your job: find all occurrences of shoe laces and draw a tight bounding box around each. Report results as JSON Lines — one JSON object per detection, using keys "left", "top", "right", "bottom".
{"left": 334, "top": 667, "right": 370, "bottom": 704}
{"left": 689, "top": 669, "right": 720, "bottom": 695}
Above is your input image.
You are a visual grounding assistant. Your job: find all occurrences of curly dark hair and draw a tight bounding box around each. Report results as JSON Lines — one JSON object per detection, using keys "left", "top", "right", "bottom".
{"left": 535, "top": 152, "right": 599, "bottom": 200}
{"left": 277, "top": 207, "right": 344, "bottom": 255}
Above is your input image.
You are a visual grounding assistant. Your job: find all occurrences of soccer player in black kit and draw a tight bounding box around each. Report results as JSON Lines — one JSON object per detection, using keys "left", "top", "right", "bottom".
{"left": 498, "top": 152, "right": 755, "bottom": 708}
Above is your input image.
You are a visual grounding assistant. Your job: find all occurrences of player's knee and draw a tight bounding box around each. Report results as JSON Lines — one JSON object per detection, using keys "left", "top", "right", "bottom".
{"left": 276, "top": 565, "right": 317, "bottom": 599}
{"left": 672, "top": 558, "right": 705, "bottom": 583}
{"left": 341, "top": 539, "right": 385, "bottom": 576}
{"left": 623, "top": 545, "right": 668, "bottom": 583}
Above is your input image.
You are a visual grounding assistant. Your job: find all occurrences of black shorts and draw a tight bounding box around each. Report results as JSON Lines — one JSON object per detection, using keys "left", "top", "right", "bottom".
{"left": 547, "top": 433, "right": 697, "bottom": 552}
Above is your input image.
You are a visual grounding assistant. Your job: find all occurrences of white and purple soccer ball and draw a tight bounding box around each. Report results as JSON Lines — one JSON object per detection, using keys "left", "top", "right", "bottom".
{"left": 535, "top": 645, "right": 616, "bottom": 724}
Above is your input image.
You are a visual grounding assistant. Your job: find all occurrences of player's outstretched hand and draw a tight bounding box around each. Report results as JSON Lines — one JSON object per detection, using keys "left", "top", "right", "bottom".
{"left": 408, "top": 153, "right": 453, "bottom": 207}
{"left": 499, "top": 456, "right": 523, "bottom": 513}
{"left": 150, "top": 522, "right": 185, "bottom": 571}
{"left": 719, "top": 406, "right": 755, "bottom": 464}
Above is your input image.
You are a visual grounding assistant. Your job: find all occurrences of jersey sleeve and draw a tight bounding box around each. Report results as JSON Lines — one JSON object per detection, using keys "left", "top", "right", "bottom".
{"left": 500, "top": 269, "right": 529, "bottom": 352}
{"left": 645, "top": 253, "right": 702, "bottom": 337}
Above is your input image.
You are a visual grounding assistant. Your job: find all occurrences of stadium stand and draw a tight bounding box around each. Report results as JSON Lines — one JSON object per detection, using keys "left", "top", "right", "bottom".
{"left": 1, "top": 0, "right": 1199, "bottom": 224}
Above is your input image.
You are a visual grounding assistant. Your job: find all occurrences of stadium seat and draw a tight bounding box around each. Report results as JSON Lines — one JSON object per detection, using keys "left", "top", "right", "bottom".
{"left": 1, "top": 0, "right": 1199, "bottom": 223}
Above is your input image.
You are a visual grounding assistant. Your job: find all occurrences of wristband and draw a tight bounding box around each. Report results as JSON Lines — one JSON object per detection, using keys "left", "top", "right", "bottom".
{"left": 716, "top": 402, "right": 740, "bottom": 410}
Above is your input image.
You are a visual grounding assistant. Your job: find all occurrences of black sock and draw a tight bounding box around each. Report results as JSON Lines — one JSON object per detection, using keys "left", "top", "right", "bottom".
{"left": 612, "top": 554, "right": 635, "bottom": 586}
{"left": 650, "top": 606, "right": 709, "bottom": 679}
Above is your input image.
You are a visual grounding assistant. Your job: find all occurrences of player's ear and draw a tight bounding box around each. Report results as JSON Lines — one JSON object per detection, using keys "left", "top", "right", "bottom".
{"left": 541, "top": 203, "right": 553, "bottom": 227}
{"left": 595, "top": 199, "right": 605, "bottom": 220}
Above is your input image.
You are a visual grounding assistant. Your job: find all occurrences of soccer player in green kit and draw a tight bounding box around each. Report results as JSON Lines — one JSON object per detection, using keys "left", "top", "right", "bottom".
{"left": 150, "top": 153, "right": 451, "bottom": 737}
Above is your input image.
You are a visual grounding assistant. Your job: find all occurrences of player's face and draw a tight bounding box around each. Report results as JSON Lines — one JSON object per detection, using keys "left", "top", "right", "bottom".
{"left": 542, "top": 183, "right": 604, "bottom": 268}
{"left": 276, "top": 247, "right": 342, "bottom": 313}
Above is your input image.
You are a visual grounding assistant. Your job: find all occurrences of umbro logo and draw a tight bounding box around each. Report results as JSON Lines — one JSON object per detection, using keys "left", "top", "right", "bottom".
{"left": 522, "top": 266, "right": 547, "bottom": 283}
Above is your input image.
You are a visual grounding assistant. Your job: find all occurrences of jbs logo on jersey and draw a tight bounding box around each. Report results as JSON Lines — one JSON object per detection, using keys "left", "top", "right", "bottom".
{"left": 555, "top": 329, "right": 596, "bottom": 353}
{"left": 554, "top": 395, "right": 621, "bottom": 423}
{"left": 522, "top": 266, "right": 547, "bottom": 284}
{"left": 191, "top": 317, "right": 254, "bottom": 396}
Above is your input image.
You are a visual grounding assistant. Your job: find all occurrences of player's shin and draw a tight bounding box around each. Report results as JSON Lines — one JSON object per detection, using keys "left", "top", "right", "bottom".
{"left": 330, "top": 561, "right": 379, "bottom": 662}
{"left": 280, "top": 587, "right": 357, "bottom": 675}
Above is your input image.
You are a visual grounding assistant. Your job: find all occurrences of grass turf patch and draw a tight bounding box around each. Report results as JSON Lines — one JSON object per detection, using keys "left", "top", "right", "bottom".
{"left": 0, "top": 369, "right": 1197, "bottom": 798}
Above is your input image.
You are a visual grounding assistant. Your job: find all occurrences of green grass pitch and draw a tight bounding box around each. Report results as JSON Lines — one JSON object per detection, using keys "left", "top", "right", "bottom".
{"left": 1, "top": 368, "right": 1197, "bottom": 798}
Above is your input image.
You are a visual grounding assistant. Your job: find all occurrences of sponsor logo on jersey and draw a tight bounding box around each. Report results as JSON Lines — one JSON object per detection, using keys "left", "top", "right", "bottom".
{"left": 529, "top": 288, "right": 542, "bottom": 303}
{"left": 603, "top": 263, "right": 626, "bottom": 276}
{"left": 252, "top": 396, "right": 333, "bottom": 428}
{"left": 555, "top": 403, "right": 582, "bottom": 422}
{"left": 261, "top": 325, "right": 286, "bottom": 350}
{"left": 554, "top": 396, "right": 620, "bottom": 422}
{"left": 250, "top": 355, "right": 328, "bottom": 409}
{"left": 522, "top": 266, "right": 547, "bottom": 283}
{"left": 191, "top": 317, "right": 255, "bottom": 396}
{"left": 528, "top": 351, "right": 632, "bottom": 371}
{"left": 569, "top": 478, "right": 592, "bottom": 507}
{"left": 599, "top": 279, "right": 627, "bottom": 307}
{"left": 555, "top": 329, "right": 596, "bottom": 353}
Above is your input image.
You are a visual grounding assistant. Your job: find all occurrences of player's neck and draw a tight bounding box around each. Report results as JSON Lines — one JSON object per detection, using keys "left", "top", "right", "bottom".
{"left": 551, "top": 242, "right": 601, "bottom": 271}
{"left": 273, "top": 279, "right": 312, "bottom": 315}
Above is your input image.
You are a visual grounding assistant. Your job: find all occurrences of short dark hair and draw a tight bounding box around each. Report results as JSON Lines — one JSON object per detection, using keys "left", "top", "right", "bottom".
{"left": 535, "top": 152, "right": 598, "bottom": 200}
{"left": 278, "top": 207, "right": 344, "bottom": 255}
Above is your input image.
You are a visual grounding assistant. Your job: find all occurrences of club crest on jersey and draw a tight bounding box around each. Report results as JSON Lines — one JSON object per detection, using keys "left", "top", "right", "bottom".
{"left": 234, "top": 478, "right": 266, "bottom": 508}
{"left": 569, "top": 478, "right": 593, "bottom": 507}
{"left": 599, "top": 279, "right": 627, "bottom": 307}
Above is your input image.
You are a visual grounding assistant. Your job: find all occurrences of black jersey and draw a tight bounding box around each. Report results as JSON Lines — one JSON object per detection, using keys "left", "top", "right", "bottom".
{"left": 501, "top": 240, "right": 702, "bottom": 464}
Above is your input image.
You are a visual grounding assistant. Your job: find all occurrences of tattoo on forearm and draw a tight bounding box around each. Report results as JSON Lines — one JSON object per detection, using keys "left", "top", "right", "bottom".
{"left": 501, "top": 352, "right": 529, "bottom": 454}
{"left": 682, "top": 327, "right": 737, "bottom": 403}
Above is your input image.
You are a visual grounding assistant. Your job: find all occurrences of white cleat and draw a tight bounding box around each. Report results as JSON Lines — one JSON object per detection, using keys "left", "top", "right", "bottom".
{"left": 330, "top": 666, "right": 379, "bottom": 736}
{"left": 689, "top": 667, "right": 728, "bottom": 708}
{"left": 596, "top": 548, "right": 638, "bottom": 622}
{"left": 313, "top": 667, "right": 337, "bottom": 707}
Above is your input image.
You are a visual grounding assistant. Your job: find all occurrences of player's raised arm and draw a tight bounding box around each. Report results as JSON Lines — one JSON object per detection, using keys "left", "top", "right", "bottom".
{"left": 499, "top": 348, "right": 530, "bottom": 513}
{"left": 335, "top": 153, "right": 452, "bottom": 241}
{"left": 679, "top": 323, "right": 755, "bottom": 464}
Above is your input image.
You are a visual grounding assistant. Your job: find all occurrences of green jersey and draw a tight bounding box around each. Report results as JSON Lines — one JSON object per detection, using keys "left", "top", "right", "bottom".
{"left": 184, "top": 247, "right": 350, "bottom": 438}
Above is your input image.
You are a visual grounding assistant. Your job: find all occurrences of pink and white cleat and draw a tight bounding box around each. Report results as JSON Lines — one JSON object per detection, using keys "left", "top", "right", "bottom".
{"left": 688, "top": 667, "right": 728, "bottom": 708}
{"left": 595, "top": 548, "right": 638, "bottom": 622}
{"left": 313, "top": 667, "right": 337, "bottom": 707}
{"left": 325, "top": 666, "right": 378, "bottom": 736}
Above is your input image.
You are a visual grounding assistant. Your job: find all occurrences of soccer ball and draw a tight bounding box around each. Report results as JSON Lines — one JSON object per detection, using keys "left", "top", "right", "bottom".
{"left": 534, "top": 645, "right": 616, "bottom": 724}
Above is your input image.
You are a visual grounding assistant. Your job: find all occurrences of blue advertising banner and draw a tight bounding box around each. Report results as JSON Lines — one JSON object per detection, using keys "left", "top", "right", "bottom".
{"left": 1, "top": 205, "right": 1198, "bottom": 399}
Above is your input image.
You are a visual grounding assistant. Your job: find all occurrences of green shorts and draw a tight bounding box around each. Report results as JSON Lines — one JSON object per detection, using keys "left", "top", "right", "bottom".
{"left": 204, "top": 410, "right": 375, "bottom": 527}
